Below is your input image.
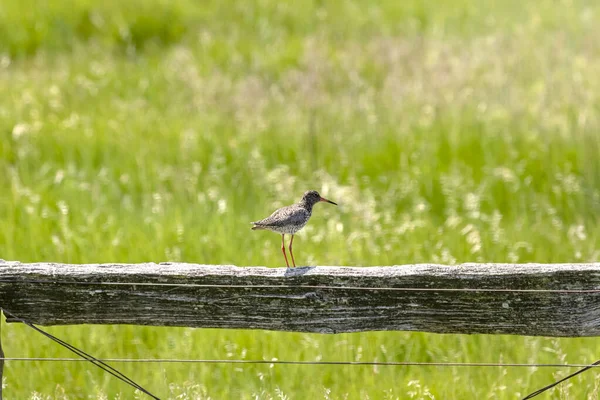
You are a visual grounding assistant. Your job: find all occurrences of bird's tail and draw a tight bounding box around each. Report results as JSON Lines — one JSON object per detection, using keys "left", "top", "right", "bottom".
{"left": 251, "top": 223, "right": 266, "bottom": 230}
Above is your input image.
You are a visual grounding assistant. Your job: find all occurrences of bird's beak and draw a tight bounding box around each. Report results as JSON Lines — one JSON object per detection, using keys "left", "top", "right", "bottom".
{"left": 320, "top": 197, "right": 337, "bottom": 206}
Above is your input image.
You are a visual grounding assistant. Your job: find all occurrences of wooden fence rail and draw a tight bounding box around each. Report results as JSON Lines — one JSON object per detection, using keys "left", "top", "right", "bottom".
{"left": 1, "top": 260, "right": 600, "bottom": 337}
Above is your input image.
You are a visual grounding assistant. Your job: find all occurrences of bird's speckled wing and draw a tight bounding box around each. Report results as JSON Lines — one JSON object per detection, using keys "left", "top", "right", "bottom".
{"left": 253, "top": 205, "right": 310, "bottom": 228}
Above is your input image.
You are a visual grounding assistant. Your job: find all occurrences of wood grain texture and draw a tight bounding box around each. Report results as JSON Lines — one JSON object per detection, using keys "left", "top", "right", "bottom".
{"left": 1, "top": 260, "right": 600, "bottom": 337}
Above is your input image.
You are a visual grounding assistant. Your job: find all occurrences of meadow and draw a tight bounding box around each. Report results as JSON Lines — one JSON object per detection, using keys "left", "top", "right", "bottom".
{"left": 1, "top": 0, "right": 600, "bottom": 398}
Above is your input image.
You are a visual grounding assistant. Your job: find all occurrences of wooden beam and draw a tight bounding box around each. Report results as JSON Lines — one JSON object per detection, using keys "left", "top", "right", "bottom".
{"left": 1, "top": 261, "right": 600, "bottom": 337}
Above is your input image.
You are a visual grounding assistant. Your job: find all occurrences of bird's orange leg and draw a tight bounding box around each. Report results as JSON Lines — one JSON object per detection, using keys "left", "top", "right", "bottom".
{"left": 281, "top": 234, "right": 290, "bottom": 268}
{"left": 288, "top": 234, "right": 296, "bottom": 267}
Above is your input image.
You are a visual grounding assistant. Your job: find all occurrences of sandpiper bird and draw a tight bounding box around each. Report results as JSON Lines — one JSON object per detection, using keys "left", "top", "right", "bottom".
{"left": 251, "top": 190, "right": 337, "bottom": 268}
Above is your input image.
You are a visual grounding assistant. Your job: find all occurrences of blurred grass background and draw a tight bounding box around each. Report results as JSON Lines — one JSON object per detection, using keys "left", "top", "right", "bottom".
{"left": 1, "top": 0, "right": 600, "bottom": 398}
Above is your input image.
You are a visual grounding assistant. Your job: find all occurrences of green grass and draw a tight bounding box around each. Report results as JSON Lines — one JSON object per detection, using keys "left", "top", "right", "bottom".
{"left": 1, "top": 0, "right": 600, "bottom": 398}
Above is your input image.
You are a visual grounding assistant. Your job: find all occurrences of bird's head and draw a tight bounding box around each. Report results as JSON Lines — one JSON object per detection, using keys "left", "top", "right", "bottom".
{"left": 301, "top": 190, "right": 337, "bottom": 207}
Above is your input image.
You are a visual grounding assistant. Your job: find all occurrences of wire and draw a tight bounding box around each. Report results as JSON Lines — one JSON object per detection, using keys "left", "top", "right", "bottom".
{"left": 1, "top": 309, "right": 161, "bottom": 400}
{"left": 2, "top": 358, "right": 600, "bottom": 368}
{"left": 2, "top": 278, "right": 600, "bottom": 293}
{"left": 522, "top": 359, "right": 600, "bottom": 399}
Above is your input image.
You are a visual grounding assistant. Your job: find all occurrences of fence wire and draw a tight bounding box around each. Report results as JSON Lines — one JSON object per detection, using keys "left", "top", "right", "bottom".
{"left": 2, "top": 357, "right": 600, "bottom": 369}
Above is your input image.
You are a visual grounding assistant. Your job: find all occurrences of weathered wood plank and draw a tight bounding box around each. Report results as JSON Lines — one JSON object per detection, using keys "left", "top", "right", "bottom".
{"left": 1, "top": 260, "right": 600, "bottom": 336}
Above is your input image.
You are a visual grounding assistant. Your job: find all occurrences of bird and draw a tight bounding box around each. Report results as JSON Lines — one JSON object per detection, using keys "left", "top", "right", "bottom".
{"left": 251, "top": 190, "right": 337, "bottom": 268}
